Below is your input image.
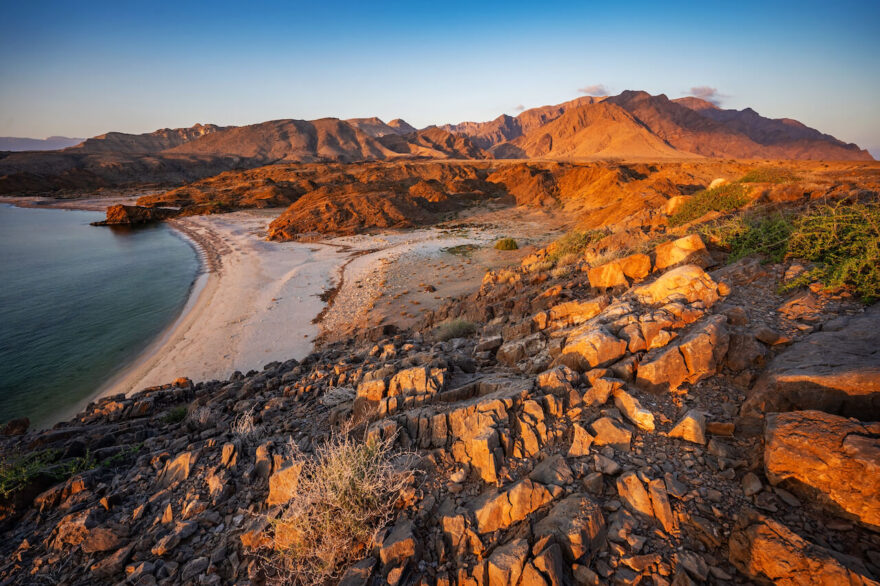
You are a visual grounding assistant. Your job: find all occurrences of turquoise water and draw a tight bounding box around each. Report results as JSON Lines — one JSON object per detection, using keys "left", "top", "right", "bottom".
{"left": 0, "top": 204, "right": 199, "bottom": 428}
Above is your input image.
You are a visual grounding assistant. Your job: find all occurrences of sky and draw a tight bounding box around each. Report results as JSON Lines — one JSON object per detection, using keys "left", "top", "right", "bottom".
{"left": 1, "top": 0, "right": 879, "bottom": 157}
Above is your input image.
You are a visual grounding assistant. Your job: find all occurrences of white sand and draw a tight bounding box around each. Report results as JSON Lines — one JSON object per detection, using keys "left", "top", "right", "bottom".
{"left": 102, "top": 210, "right": 348, "bottom": 395}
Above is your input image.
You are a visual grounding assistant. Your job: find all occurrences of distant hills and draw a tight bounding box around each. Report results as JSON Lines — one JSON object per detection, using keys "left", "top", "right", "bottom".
{"left": 0, "top": 91, "right": 873, "bottom": 195}
{"left": 0, "top": 136, "right": 84, "bottom": 151}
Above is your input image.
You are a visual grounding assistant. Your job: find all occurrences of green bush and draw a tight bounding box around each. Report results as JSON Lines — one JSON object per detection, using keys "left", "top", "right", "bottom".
{"left": 0, "top": 450, "right": 57, "bottom": 500}
{"left": 161, "top": 405, "right": 188, "bottom": 424}
{"left": 434, "top": 318, "right": 477, "bottom": 341}
{"left": 547, "top": 229, "right": 606, "bottom": 264}
{"left": 707, "top": 202, "right": 880, "bottom": 302}
{"left": 493, "top": 237, "right": 519, "bottom": 251}
{"left": 738, "top": 167, "right": 800, "bottom": 184}
{"left": 786, "top": 202, "right": 880, "bottom": 302}
{"left": 670, "top": 183, "right": 750, "bottom": 226}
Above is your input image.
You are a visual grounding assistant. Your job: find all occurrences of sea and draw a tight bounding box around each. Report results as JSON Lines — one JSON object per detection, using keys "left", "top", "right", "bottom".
{"left": 0, "top": 204, "right": 199, "bottom": 428}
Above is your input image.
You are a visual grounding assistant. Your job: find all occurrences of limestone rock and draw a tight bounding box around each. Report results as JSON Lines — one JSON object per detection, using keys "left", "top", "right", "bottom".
{"left": 653, "top": 235, "right": 711, "bottom": 271}
{"left": 729, "top": 509, "right": 879, "bottom": 585}
{"left": 267, "top": 462, "right": 303, "bottom": 507}
{"left": 612, "top": 387, "right": 655, "bottom": 431}
{"left": 590, "top": 417, "right": 632, "bottom": 451}
{"left": 561, "top": 327, "right": 628, "bottom": 372}
{"left": 744, "top": 306, "right": 880, "bottom": 420}
{"left": 470, "top": 479, "right": 559, "bottom": 534}
{"left": 764, "top": 410, "right": 880, "bottom": 529}
{"left": 534, "top": 494, "right": 606, "bottom": 563}
{"left": 632, "top": 265, "right": 720, "bottom": 307}
{"left": 487, "top": 538, "right": 529, "bottom": 586}
{"left": 668, "top": 410, "right": 707, "bottom": 445}
{"left": 616, "top": 471, "right": 654, "bottom": 517}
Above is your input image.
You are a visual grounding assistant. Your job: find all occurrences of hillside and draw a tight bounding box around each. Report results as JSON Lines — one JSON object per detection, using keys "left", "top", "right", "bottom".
{"left": 0, "top": 91, "right": 873, "bottom": 196}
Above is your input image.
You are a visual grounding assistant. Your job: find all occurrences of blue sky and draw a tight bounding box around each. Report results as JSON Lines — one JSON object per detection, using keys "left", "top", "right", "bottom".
{"left": 1, "top": 0, "right": 879, "bottom": 157}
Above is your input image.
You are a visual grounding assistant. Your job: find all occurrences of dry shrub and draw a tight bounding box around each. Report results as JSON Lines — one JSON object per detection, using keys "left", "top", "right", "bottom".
{"left": 267, "top": 431, "right": 413, "bottom": 584}
{"left": 232, "top": 408, "right": 259, "bottom": 441}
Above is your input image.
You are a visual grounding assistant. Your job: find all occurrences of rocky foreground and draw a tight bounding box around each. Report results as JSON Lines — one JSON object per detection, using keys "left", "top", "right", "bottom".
{"left": 1, "top": 226, "right": 879, "bottom": 585}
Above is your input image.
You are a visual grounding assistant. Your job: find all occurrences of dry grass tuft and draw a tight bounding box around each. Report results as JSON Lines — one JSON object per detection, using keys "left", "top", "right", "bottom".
{"left": 266, "top": 430, "right": 414, "bottom": 584}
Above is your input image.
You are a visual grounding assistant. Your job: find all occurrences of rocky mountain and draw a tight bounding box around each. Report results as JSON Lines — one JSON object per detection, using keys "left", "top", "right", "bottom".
{"left": 70, "top": 123, "right": 226, "bottom": 154}
{"left": 0, "top": 92, "right": 873, "bottom": 196}
{"left": 0, "top": 136, "right": 84, "bottom": 151}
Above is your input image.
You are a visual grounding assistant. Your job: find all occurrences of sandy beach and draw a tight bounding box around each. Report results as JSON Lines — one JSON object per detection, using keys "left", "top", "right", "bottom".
{"left": 94, "top": 204, "right": 565, "bottom": 399}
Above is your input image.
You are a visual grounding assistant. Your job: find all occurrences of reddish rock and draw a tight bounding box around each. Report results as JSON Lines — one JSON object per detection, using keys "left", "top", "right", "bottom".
{"left": 653, "top": 234, "right": 711, "bottom": 271}
{"left": 764, "top": 410, "right": 880, "bottom": 529}
{"left": 93, "top": 204, "right": 178, "bottom": 226}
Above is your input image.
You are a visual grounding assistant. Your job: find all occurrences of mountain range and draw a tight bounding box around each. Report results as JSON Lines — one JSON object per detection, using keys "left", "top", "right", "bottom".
{"left": 0, "top": 90, "right": 872, "bottom": 195}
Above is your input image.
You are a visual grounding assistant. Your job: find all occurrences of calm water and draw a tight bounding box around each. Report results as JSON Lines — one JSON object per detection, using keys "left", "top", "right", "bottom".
{"left": 0, "top": 204, "right": 199, "bottom": 427}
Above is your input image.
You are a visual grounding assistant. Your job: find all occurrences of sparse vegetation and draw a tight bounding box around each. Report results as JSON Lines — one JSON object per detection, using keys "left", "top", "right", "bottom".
{"left": 493, "top": 237, "right": 519, "bottom": 250}
{"left": 738, "top": 166, "right": 800, "bottom": 184}
{"left": 161, "top": 405, "right": 188, "bottom": 425}
{"left": 232, "top": 408, "right": 260, "bottom": 441}
{"left": 0, "top": 450, "right": 57, "bottom": 500}
{"left": 443, "top": 244, "right": 478, "bottom": 257}
{"left": 670, "top": 183, "right": 751, "bottom": 226}
{"left": 268, "top": 431, "right": 413, "bottom": 584}
{"left": 704, "top": 202, "right": 880, "bottom": 302}
{"left": 433, "top": 318, "right": 477, "bottom": 341}
{"left": 547, "top": 229, "right": 606, "bottom": 264}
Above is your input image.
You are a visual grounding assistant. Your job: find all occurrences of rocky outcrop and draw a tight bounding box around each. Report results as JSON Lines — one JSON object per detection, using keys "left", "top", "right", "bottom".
{"left": 743, "top": 305, "right": 880, "bottom": 419}
{"left": 729, "top": 509, "right": 879, "bottom": 585}
{"left": 764, "top": 410, "right": 880, "bottom": 529}
{"left": 92, "top": 204, "right": 179, "bottom": 226}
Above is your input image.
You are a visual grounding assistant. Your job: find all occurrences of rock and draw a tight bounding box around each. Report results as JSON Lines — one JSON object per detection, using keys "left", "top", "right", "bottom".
{"left": 380, "top": 519, "right": 417, "bottom": 567}
{"left": 725, "top": 333, "right": 766, "bottom": 372}
{"left": 729, "top": 509, "right": 879, "bottom": 585}
{"left": 653, "top": 235, "right": 711, "bottom": 271}
{"left": 764, "top": 410, "right": 880, "bottom": 529}
{"left": 90, "top": 543, "right": 134, "bottom": 578}
{"left": 497, "top": 333, "right": 546, "bottom": 366}
{"left": 487, "top": 538, "right": 529, "bottom": 586}
{"left": 158, "top": 451, "right": 197, "bottom": 488}
{"left": 636, "top": 315, "right": 728, "bottom": 393}
{"left": 180, "top": 557, "right": 209, "bottom": 582}
{"left": 470, "top": 479, "right": 559, "bottom": 534}
{"left": 339, "top": 557, "right": 376, "bottom": 586}
{"left": 590, "top": 417, "right": 632, "bottom": 451}
{"left": 742, "top": 472, "right": 763, "bottom": 497}
{"left": 743, "top": 306, "right": 880, "bottom": 420}
{"left": 2, "top": 417, "right": 29, "bottom": 436}
{"left": 547, "top": 297, "right": 609, "bottom": 328}
{"left": 647, "top": 479, "right": 679, "bottom": 534}
{"left": 588, "top": 254, "right": 651, "bottom": 289}
{"left": 561, "top": 327, "right": 628, "bottom": 372}
{"left": 93, "top": 204, "right": 177, "bottom": 226}
{"left": 632, "top": 265, "right": 720, "bottom": 307}
{"left": 533, "top": 543, "right": 567, "bottom": 586}
{"left": 388, "top": 366, "right": 446, "bottom": 396}
{"left": 612, "top": 387, "right": 655, "bottom": 431}
{"left": 530, "top": 454, "right": 574, "bottom": 486}
{"left": 534, "top": 494, "right": 606, "bottom": 563}
{"left": 568, "top": 423, "right": 594, "bottom": 457}
{"left": 81, "top": 527, "right": 124, "bottom": 553}
{"left": 616, "top": 471, "right": 654, "bottom": 517}
{"left": 267, "top": 462, "right": 303, "bottom": 506}
{"left": 668, "top": 410, "right": 707, "bottom": 445}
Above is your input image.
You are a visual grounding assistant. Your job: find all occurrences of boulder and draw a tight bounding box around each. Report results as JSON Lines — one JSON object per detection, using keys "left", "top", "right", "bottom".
{"left": 743, "top": 306, "right": 880, "bottom": 420}
{"left": 379, "top": 519, "right": 417, "bottom": 567}
{"left": 546, "top": 297, "right": 609, "bottom": 329}
{"left": 632, "top": 265, "right": 720, "bottom": 307}
{"left": 616, "top": 472, "right": 654, "bottom": 517}
{"left": 588, "top": 254, "right": 651, "bottom": 289}
{"left": 487, "top": 538, "right": 529, "bottom": 586}
{"left": 530, "top": 454, "right": 574, "bottom": 486}
{"left": 568, "top": 423, "right": 594, "bottom": 457}
{"left": 729, "top": 509, "right": 879, "bottom": 585}
{"left": 590, "top": 417, "right": 632, "bottom": 451}
{"left": 388, "top": 366, "right": 446, "bottom": 397}
{"left": 469, "top": 479, "right": 559, "bottom": 534}
{"left": 267, "top": 462, "right": 303, "bottom": 507}
{"left": 92, "top": 204, "right": 178, "bottom": 226}
{"left": 653, "top": 235, "right": 711, "bottom": 271}
{"left": 612, "top": 387, "right": 655, "bottom": 431}
{"left": 2, "top": 417, "right": 29, "bottom": 436}
{"left": 533, "top": 494, "right": 606, "bottom": 563}
{"left": 636, "top": 315, "right": 728, "bottom": 393}
{"left": 158, "top": 451, "right": 197, "bottom": 488}
{"left": 764, "top": 411, "right": 880, "bottom": 529}
{"left": 560, "top": 327, "right": 628, "bottom": 372}
{"left": 668, "top": 410, "right": 707, "bottom": 445}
